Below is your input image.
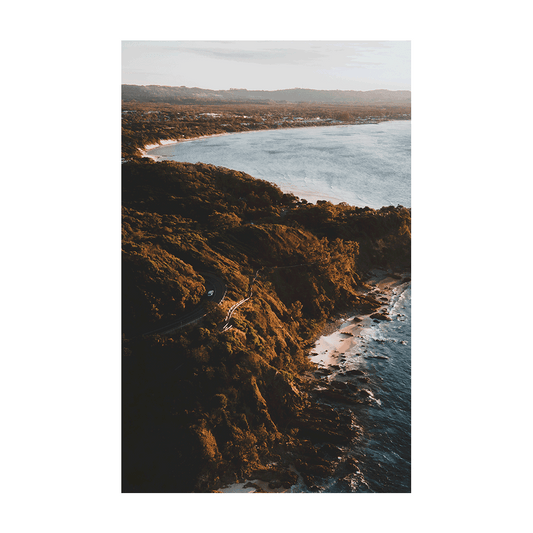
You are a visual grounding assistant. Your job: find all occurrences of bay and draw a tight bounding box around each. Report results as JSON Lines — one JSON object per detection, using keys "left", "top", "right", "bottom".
{"left": 146, "top": 120, "right": 411, "bottom": 208}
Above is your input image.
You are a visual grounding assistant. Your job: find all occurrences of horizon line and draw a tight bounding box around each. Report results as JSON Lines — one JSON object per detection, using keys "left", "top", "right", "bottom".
{"left": 122, "top": 83, "right": 411, "bottom": 93}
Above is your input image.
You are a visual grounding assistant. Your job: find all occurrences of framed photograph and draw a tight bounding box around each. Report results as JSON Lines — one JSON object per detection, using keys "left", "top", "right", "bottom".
{"left": 101, "top": 19, "right": 431, "bottom": 514}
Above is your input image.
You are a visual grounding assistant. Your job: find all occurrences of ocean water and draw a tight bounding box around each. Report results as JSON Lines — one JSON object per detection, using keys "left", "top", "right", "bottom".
{"left": 146, "top": 120, "right": 411, "bottom": 208}
{"left": 355, "top": 284, "right": 411, "bottom": 492}
{"left": 303, "top": 278, "right": 411, "bottom": 493}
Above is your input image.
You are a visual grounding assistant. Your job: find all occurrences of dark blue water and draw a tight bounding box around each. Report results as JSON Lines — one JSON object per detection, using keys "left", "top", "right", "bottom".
{"left": 347, "top": 283, "right": 411, "bottom": 492}
{"left": 304, "top": 280, "right": 411, "bottom": 493}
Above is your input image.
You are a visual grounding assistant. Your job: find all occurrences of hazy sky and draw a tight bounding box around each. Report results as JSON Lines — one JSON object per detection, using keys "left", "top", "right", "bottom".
{"left": 122, "top": 41, "right": 410, "bottom": 91}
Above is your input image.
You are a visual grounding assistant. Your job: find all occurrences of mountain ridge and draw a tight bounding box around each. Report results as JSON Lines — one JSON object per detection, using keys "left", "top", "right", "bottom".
{"left": 122, "top": 84, "right": 411, "bottom": 105}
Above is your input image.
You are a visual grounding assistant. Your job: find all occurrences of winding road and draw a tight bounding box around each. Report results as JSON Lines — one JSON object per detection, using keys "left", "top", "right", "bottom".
{"left": 142, "top": 272, "right": 227, "bottom": 336}
{"left": 141, "top": 262, "right": 323, "bottom": 337}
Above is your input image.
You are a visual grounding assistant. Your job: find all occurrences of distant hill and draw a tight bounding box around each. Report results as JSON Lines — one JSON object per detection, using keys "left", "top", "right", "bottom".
{"left": 122, "top": 84, "right": 411, "bottom": 105}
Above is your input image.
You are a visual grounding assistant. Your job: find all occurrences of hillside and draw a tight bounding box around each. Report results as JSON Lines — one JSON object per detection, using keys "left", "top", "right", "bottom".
{"left": 122, "top": 159, "right": 410, "bottom": 492}
{"left": 121, "top": 101, "right": 411, "bottom": 160}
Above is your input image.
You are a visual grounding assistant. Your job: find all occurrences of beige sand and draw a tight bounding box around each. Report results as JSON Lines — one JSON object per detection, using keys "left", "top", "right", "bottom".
{"left": 309, "top": 269, "right": 409, "bottom": 371}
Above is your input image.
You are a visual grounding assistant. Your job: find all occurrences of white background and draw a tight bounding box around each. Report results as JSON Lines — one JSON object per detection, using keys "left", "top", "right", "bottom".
{"left": 101, "top": 20, "right": 431, "bottom": 514}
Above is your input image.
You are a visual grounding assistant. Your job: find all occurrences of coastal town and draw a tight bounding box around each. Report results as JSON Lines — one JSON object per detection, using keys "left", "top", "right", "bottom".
{"left": 121, "top": 100, "right": 411, "bottom": 160}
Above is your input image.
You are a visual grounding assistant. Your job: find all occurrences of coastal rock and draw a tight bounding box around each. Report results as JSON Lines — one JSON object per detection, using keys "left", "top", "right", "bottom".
{"left": 370, "top": 312, "right": 392, "bottom": 321}
{"left": 243, "top": 481, "right": 262, "bottom": 490}
{"left": 345, "top": 369, "right": 366, "bottom": 376}
{"left": 345, "top": 457, "right": 360, "bottom": 473}
{"left": 301, "top": 474, "right": 321, "bottom": 492}
{"left": 319, "top": 443, "right": 343, "bottom": 458}
{"left": 331, "top": 381, "right": 349, "bottom": 391}
{"left": 346, "top": 382, "right": 360, "bottom": 393}
{"left": 294, "top": 459, "right": 335, "bottom": 478}
{"left": 248, "top": 467, "right": 298, "bottom": 487}
{"left": 293, "top": 405, "right": 354, "bottom": 444}
{"left": 261, "top": 367, "right": 308, "bottom": 421}
{"left": 314, "top": 388, "right": 360, "bottom": 406}
{"left": 301, "top": 473, "right": 314, "bottom": 486}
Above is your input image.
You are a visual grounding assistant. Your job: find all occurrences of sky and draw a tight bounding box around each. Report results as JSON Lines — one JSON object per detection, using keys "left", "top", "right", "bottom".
{"left": 122, "top": 41, "right": 410, "bottom": 91}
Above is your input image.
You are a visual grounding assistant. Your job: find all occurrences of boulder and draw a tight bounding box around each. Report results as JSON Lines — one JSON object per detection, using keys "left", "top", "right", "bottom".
{"left": 294, "top": 458, "right": 335, "bottom": 478}
{"left": 320, "top": 443, "right": 343, "bottom": 458}
{"left": 345, "top": 369, "right": 365, "bottom": 376}
{"left": 249, "top": 467, "right": 298, "bottom": 487}
{"left": 345, "top": 457, "right": 360, "bottom": 473}
{"left": 370, "top": 312, "right": 392, "bottom": 321}
{"left": 315, "top": 387, "right": 360, "bottom": 405}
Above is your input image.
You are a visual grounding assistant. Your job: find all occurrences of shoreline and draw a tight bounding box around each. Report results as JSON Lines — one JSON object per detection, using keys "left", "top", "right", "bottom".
{"left": 216, "top": 267, "right": 411, "bottom": 493}
{"left": 309, "top": 268, "right": 410, "bottom": 371}
{"left": 139, "top": 120, "right": 410, "bottom": 206}
{"left": 138, "top": 118, "right": 405, "bottom": 160}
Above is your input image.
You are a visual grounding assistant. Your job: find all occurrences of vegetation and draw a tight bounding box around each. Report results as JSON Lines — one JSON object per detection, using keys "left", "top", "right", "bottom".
{"left": 122, "top": 158, "right": 410, "bottom": 492}
{"left": 121, "top": 101, "right": 411, "bottom": 160}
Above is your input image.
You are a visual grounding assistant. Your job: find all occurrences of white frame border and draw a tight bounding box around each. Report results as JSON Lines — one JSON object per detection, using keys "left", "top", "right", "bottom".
{"left": 101, "top": 19, "right": 431, "bottom": 514}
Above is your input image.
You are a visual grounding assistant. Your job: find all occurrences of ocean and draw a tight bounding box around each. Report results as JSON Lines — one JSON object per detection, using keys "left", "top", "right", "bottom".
{"left": 147, "top": 121, "right": 411, "bottom": 492}
{"left": 309, "top": 278, "right": 411, "bottom": 492}
{"left": 145, "top": 120, "right": 411, "bottom": 208}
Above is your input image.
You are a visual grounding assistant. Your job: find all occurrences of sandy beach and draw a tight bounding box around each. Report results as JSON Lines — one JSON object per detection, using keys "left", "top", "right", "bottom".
{"left": 217, "top": 468, "right": 307, "bottom": 494}
{"left": 139, "top": 130, "right": 266, "bottom": 160}
{"left": 309, "top": 269, "right": 410, "bottom": 372}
